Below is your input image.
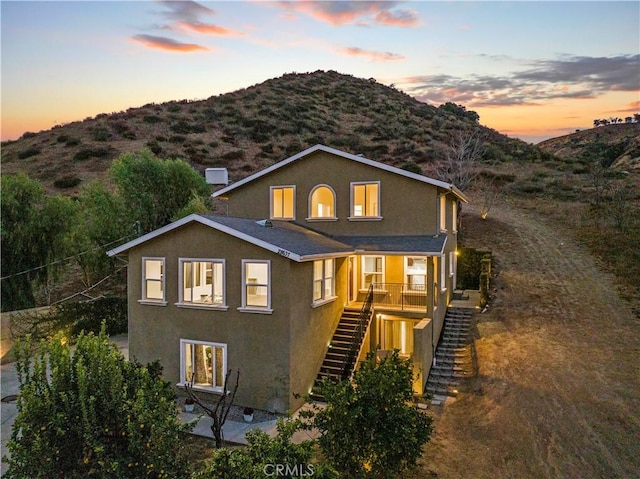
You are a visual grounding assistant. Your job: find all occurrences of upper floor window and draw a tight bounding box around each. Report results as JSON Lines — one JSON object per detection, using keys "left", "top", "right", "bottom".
{"left": 180, "top": 339, "right": 226, "bottom": 392}
{"left": 452, "top": 200, "right": 458, "bottom": 233}
{"left": 350, "top": 182, "right": 380, "bottom": 219}
{"left": 142, "top": 257, "right": 165, "bottom": 303}
{"left": 313, "top": 259, "right": 335, "bottom": 303}
{"left": 241, "top": 260, "right": 272, "bottom": 313}
{"left": 362, "top": 255, "right": 385, "bottom": 289}
{"left": 405, "top": 256, "right": 427, "bottom": 291}
{"left": 271, "top": 186, "right": 295, "bottom": 220}
{"left": 179, "top": 259, "right": 225, "bottom": 307}
{"left": 309, "top": 185, "right": 336, "bottom": 220}
{"left": 439, "top": 195, "right": 447, "bottom": 231}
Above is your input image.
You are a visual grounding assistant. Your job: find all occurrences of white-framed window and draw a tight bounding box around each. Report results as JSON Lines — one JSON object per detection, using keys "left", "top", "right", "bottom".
{"left": 141, "top": 257, "right": 165, "bottom": 303}
{"left": 404, "top": 256, "right": 427, "bottom": 291}
{"left": 308, "top": 185, "right": 336, "bottom": 220}
{"left": 439, "top": 195, "right": 447, "bottom": 232}
{"left": 350, "top": 182, "right": 380, "bottom": 219}
{"left": 452, "top": 200, "right": 458, "bottom": 233}
{"left": 179, "top": 259, "right": 225, "bottom": 308}
{"left": 240, "top": 260, "right": 272, "bottom": 312}
{"left": 362, "top": 256, "right": 385, "bottom": 289}
{"left": 270, "top": 186, "right": 295, "bottom": 220}
{"left": 180, "top": 339, "right": 226, "bottom": 392}
{"left": 313, "top": 259, "right": 335, "bottom": 303}
{"left": 440, "top": 254, "right": 447, "bottom": 292}
{"left": 433, "top": 256, "right": 439, "bottom": 308}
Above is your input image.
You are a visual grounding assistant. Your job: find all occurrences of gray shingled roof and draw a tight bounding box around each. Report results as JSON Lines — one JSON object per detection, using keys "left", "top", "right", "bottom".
{"left": 333, "top": 235, "right": 447, "bottom": 254}
{"left": 199, "top": 215, "right": 353, "bottom": 258}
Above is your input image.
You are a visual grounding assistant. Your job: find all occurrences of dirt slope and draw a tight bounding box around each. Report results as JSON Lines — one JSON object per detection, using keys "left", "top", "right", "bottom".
{"left": 418, "top": 200, "right": 640, "bottom": 478}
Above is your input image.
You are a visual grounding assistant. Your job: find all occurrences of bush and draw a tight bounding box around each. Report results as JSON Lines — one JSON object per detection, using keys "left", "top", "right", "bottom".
{"left": 310, "top": 351, "right": 433, "bottom": 478}
{"left": 221, "top": 149, "right": 245, "bottom": 160}
{"left": 74, "top": 147, "right": 111, "bottom": 161}
{"left": 18, "top": 146, "right": 41, "bottom": 159}
{"left": 50, "top": 297, "right": 127, "bottom": 336}
{"left": 5, "top": 328, "right": 191, "bottom": 479}
{"left": 53, "top": 175, "right": 82, "bottom": 189}
{"left": 143, "top": 115, "right": 164, "bottom": 124}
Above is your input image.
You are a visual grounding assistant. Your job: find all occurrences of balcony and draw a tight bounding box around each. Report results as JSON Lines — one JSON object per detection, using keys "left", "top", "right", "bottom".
{"left": 353, "top": 283, "right": 428, "bottom": 312}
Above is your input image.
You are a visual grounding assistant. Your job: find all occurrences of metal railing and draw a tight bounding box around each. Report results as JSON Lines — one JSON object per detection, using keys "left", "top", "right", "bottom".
{"left": 341, "top": 284, "right": 374, "bottom": 380}
{"left": 371, "top": 283, "right": 428, "bottom": 311}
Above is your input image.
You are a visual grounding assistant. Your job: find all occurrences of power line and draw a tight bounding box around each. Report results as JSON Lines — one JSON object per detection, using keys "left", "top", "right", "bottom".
{"left": 0, "top": 235, "right": 131, "bottom": 281}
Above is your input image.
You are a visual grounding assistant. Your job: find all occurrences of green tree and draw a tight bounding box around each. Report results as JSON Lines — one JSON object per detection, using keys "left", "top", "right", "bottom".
{"left": 5, "top": 328, "right": 190, "bottom": 479}
{"left": 73, "top": 181, "right": 131, "bottom": 286}
{"left": 109, "top": 149, "right": 210, "bottom": 233}
{"left": 1, "top": 173, "right": 75, "bottom": 311}
{"left": 311, "top": 351, "right": 433, "bottom": 478}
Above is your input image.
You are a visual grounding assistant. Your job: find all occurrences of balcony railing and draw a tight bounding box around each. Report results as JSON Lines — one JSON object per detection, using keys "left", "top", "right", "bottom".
{"left": 370, "top": 283, "right": 428, "bottom": 311}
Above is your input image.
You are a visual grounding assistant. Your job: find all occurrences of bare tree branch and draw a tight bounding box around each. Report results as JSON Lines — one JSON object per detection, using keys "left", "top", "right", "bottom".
{"left": 184, "top": 368, "right": 240, "bottom": 448}
{"left": 435, "top": 130, "right": 485, "bottom": 191}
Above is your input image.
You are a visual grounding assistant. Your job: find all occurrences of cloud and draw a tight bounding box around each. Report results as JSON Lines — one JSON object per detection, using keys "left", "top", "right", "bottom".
{"left": 619, "top": 100, "right": 640, "bottom": 112}
{"left": 275, "top": 1, "right": 418, "bottom": 26}
{"left": 374, "top": 9, "right": 419, "bottom": 27}
{"left": 402, "top": 54, "right": 639, "bottom": 107}
{"left": 173, "top": 21, "right": 245, "bottom": 36}
{"left": 341, "top": 47, "right": 405, "bottom": 62}
{"left": 131, "top": 34, "right": 208, "bottom": 52}
{"left": 156, "top": 0, "right": 215, "bottom": 23}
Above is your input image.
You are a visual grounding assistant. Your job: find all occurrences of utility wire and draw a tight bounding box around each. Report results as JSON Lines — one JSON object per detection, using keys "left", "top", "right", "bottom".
{"left": 52, "top": 265, "right": 128, "bottom": 305}
{"left": 0, "top": 235, "right": 131, "bottom": 281}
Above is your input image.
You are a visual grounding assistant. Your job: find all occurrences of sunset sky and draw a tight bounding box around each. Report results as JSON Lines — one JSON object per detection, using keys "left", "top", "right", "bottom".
{"left": 2, "top": 1, "right": 639, "bottom": 144}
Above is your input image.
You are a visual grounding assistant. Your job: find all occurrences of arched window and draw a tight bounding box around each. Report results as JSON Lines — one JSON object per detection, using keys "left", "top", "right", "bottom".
{"left": 309, "top": 185, "right": 336, "bottom": 219}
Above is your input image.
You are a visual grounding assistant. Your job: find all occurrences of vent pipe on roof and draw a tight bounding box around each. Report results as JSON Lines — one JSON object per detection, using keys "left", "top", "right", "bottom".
{"left": 256, "top": 219, "right": 273, "bottom": 227}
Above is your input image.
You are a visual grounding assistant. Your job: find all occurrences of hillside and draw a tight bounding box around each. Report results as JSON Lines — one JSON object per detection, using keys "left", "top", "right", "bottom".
{"left": 537, "top": 123, "right": 640, "bottom": 171}
{"left": 1, "top": 70, "right": 543, "bottom": 194}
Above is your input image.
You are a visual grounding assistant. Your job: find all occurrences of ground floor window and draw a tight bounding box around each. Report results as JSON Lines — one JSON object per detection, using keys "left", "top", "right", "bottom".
{"left": 181, "top": 340, "right": 226, "bottom": 392}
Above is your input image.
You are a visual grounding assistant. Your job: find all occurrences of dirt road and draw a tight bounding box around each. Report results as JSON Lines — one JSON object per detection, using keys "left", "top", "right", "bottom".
{"left": 419, "top": 199, "right": 640, "bottom": 478}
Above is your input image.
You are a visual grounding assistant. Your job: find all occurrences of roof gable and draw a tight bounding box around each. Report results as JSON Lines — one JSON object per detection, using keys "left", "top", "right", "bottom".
{"left": 213, "top": 144, "right": 468, "bottom": 202}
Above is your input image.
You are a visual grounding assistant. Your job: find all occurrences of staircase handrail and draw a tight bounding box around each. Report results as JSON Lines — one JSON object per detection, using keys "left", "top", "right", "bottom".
{"left": 341, "top": 284, "right": 374, "bottom": 380}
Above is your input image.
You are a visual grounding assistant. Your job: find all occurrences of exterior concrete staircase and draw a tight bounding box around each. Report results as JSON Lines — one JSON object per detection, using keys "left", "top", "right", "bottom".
{"left": 425, "top": 307, "right": 475, "bottom": 400}
{"left": 310, "top": 307, "right": 370, "bottom": 402}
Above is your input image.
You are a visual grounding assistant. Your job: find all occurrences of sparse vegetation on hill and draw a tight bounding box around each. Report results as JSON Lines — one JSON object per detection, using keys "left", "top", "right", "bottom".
{"left": 1, "top": 70, "right": 545, "bottom": 194}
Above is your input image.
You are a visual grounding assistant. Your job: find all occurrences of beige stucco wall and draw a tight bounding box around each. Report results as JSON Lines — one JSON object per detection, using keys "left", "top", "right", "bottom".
{"left": 126, "top": 221, "right": 348, "bottom": 412}
{"left": 412, "top": 318, "right": 434, "bottom": 395}
{"left": 218, "top": 150, "right": 442, "bottom": 237}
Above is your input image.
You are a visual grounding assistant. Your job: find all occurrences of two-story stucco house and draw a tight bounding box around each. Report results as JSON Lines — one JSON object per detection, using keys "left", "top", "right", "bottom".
{"left": 108, "top": 145, "right": 467, "bottom": 413}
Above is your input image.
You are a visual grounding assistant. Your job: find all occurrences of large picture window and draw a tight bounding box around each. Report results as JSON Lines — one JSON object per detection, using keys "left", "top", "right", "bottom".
{"left": 271, "top": 186, "right": 295, "bottom": 220}
{"left": 309, "top": 185, "right": 336, "bottom": 219}
{"left": 142, "top": 257, "right": 165, "bottom": 302}
{"left": 181, "top": 340, "right": 226, "bottom": 392}
{"left": 180, "top": 259, "right": 225, "bottom": 307}
{"left": 351, "top": 182, "right": 380, "bottom": 218}
{"left": 362, "top": 256, "right": 384, "bottom": 289}
{"left": 241, "top": 260, "right": 271, "bottom": 311}
{"left": 313, "top": 259, "right": 335, "bottom": 303}
{"left": 439, "top": 195, "right": 447, "bottom": 231}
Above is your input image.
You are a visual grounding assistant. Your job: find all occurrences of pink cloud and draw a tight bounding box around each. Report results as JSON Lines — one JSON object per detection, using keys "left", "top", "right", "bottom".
{"left": 341, "top": 47, "right": 405, "bottom": 62}
{"left": 276, "top": 1, "right": 418, "bottom": 27}
{"left": 374, "top": 9, "right": 419, "bottom": 27}
{"left": 131, "top": 34, "right": 208, "bottom": 52}
{"left": 173, "top": 21, "right": 245, "bottom": 36}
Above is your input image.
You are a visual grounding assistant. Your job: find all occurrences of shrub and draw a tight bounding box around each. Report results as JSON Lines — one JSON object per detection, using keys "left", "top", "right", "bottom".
{"left": 146, "top": 140, "right": 162, "bottom": 155}
{"left": 143, "top": 114, "right": 164, "bottom": 124}
{"left": 17, "top": 146, "right": 41, "bottom": 159}
{"left": 53, "top": 175, "right": 82, "bottom": 189}
{"left": 65, "top": 137, "right": 81, "bottom": 147}
{"left": 221, "top": 150, "right": 245, "bottom": 161}
{"left": 50, "top": 297, "right": 128, "bottom": 336}
{"left": 74, "top": 147, "right": 111, "bottom": 161}
{"left": 5, "top": 328, "right": 191, "bottom": 479}
{"left": 90, "top": 126, "right": 111, "bottom": 141}
{"left": 310, "top": 351, "right": 433, "bottom": 478}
